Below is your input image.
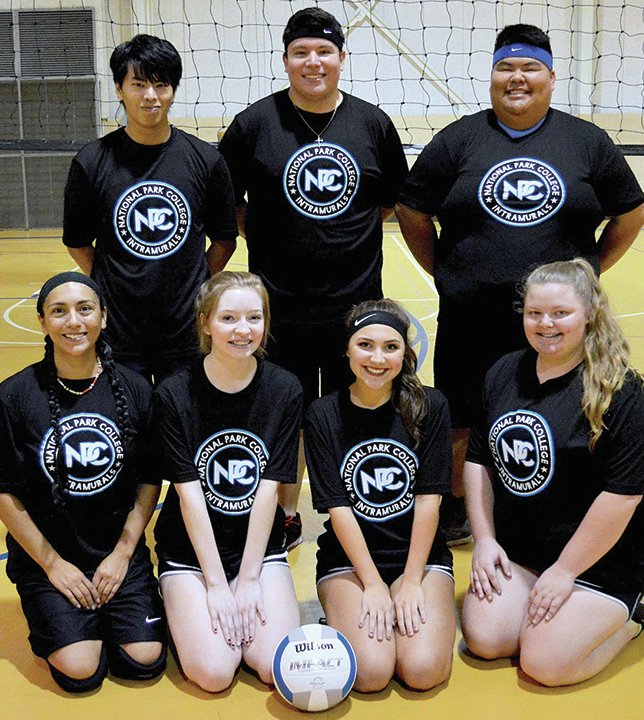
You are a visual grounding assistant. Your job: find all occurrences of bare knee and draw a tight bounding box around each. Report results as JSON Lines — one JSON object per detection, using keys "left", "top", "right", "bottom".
{"left": 120, "top": 641, "right": 164, "bottom": 666}
{"left": 397, "top": 653, "right": 452, "bottom": 691}
{"left": 462, "top": 623, "right": 517, "bottom": 660}
{"left": 245, "top": 656, "right": 273, "bottom": 686}
{"left": 48, "top": 644, "right": 102, "bottom": 680}
{"left": 353, "top": 655, "right": 394, "bottom": 693}
{"left": 188, "top": 667, "right": 236, "bottom": 694}
{"left": 520, "top": 648, "right": 575, "bottom": 687}
{"left": 183, "top": 658, "right": 237, "bottom": 693}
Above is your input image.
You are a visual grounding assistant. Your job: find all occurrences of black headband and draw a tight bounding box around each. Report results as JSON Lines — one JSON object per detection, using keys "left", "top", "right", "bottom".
{"left": 348, "top": 310, "right": 408, "bottom": 342}
{"left": 283, "top": 12, "right": 345, "bottom": 52}
{"left": 37, "top": 272, "right": 104, "bottom": 315}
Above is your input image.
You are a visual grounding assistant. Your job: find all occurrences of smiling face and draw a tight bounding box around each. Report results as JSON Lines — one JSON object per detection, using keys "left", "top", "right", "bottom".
{"left": 284, "top": 37, "right": 345, "bottom": 111}
{"left": 38, "top": 282, "right": 106, "bottom": 362}
{"left": 115, "top": 64, "right": 174, "bottom": 143}
{"left": 201, "top": 287, "right": 265, "bottom": 362}
{"left": 347, "top": 324, "right": 405, "bottom": 395}
{"left": 523, "top": 282, "right": 588, "bottom": 368}
{"left": 490, "top": 56, "right": 555, "bottom": 129}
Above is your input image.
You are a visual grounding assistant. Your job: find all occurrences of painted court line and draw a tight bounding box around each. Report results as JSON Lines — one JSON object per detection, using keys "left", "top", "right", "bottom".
{"left": 391, "top": 233, "right": 438, "bottom": 299}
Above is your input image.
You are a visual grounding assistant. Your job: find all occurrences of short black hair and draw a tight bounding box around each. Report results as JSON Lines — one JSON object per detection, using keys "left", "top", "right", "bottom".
{"left": 110, "top": 34, "right": 182, "bottom": 91}
{"left": 283, "top": 7, "right": 344, "bottom": 53}
{"left": 494, "top": 24, "right": 552, "bottom": 54}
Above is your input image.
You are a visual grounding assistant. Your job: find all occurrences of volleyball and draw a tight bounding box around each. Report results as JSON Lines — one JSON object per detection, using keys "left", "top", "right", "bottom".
{"left": 272, "top": 623, "right": 357, "bottom": 712}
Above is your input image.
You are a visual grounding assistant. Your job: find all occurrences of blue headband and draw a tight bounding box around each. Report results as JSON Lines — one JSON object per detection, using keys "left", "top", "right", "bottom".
{"left": 348, "top": 310, "right": 408, "bottom": 343}
{"left": 493, "top": 43, "right": 553, "bottom": 70}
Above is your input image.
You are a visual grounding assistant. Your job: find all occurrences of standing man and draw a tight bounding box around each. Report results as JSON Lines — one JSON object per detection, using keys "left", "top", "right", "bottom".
{"left": 396, "top": 24, "right": 644, "bottom": 543}
{"left": 219, "top": 7, "right": 408, "bottom": 545}
{"left": 64, "top": 34, "right": 238, "bottom": 384}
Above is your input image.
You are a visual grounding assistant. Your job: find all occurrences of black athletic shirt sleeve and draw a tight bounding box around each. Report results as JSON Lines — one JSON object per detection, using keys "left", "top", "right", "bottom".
{"left": 599, "top": 372, "right": 644, "bottom": 495}
{"left": 154, "top": 381, "right": 200, "bottom": 485}
{"left": 261, "top": 376, "right": 303, "bottom": 484}
{"left": 0, "top": 383, "right": 27, "bottom": 497}
{"left": 304, "top": 397, "right": 352, "bottom": 511}
{"left": 397, "top": 127, "right": 458, "bottom": 216}
{"left": 414, "top": 388, "right": 452, "bottom": 495}
{"left": 63, "top": 159, "right": 100, "bottom": 248}
{"left": 217, "top": 120, "right": 249, "bottom": 206}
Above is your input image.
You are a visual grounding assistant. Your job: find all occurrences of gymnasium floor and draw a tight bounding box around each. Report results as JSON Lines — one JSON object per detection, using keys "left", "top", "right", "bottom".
{"left": 0, "top": 225, "right": 642, "bottom": 719}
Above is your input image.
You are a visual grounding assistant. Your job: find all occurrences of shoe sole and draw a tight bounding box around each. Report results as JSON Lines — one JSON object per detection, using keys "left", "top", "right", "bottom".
{"left": 286, "top": 536, "right": 303, "bottom": 552}
{"left": 446, "top": 534, "right": 472, "bottom": 547}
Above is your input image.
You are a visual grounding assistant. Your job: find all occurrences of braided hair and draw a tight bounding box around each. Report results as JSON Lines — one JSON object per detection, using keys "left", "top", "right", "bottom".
{"left": 43, "top": 342, "right": 137, "bottom": 513}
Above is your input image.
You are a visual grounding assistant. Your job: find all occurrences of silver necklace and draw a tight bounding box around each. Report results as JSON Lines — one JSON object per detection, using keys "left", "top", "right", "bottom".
{"left": 292, "top": 103, "right": 338, "bottom": 145}
{"left": 57, "top": 357, "right": 103, "bottom": 396}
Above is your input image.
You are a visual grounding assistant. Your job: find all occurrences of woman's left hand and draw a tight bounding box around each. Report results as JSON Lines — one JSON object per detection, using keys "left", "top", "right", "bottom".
{"left": 234, "top": 578, "right": 266, "bottom": 645}
{"left": 92, "top": 549, "right": 130, "bottom": 606}
{"left": 527, "top": 563, "right": 575, "bottom": 626}
{"left": 392, "top": 579, "right": 426, "bottom": 637}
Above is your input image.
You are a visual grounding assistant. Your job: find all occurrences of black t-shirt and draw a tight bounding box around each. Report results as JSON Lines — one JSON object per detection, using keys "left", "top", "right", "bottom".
{"left": 63, "top": 127, "right": 238, "bottom": 362}
{"left": 0, "top": 361, "right": 159, "bottom": 580}
{"left": 154, "top": 359, "right": 302, "bottom": 573}
{"left": 219, "top": 90, "right": 408, "bottom": 324}
{"left": 399, "top": 109, "right": 644, "bottom": 309}
{"left": 467, "top": 349, "right": 644, "bottom": 592}
{"left": 305, "top": 387, "right": 452, "bottom": 577}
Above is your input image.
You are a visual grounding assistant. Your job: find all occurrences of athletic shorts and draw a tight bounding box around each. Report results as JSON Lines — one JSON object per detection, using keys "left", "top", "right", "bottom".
{"left": 158, "top": 551, "right": 289, "bottom": 583}
{"left": 317, "top": 563, "right": 454, "bottom": 588}
{"left": 316, "top": 542, "right": 454, "bottom": 586}
{"left": 16, "top": 548, "right": 166, "bottom": 659}
{"left": 268, "top": 318, "right": 352, "bottom": 410}
{"left": 572, "top": 579, "right": 641, "bottom": 617}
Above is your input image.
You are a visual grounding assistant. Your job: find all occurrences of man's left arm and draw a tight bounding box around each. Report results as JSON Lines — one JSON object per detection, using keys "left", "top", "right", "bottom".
{"left": 206, "top": 238, "right": 238, "bottom": 275}
{"left": 598, "top": 202, "right": 644, "bottom": 272}
{"left": 203, "top": 153, "right": 239, "bottom": 274}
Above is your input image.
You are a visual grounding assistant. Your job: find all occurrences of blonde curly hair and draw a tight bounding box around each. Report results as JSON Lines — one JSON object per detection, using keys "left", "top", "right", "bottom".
{"left": 521, "top": 258, "right": 641, "bottom": 450}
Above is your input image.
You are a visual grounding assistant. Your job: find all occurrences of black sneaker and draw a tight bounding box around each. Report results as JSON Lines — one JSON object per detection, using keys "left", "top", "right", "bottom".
{"left": 445, "top": 517, "right": 472, "bottom": 546}
{"left": 441, "top": 495, "right": 472, "bottom": 547}
{"left": 284, "top": 512, "right": 303, "bottom": 551}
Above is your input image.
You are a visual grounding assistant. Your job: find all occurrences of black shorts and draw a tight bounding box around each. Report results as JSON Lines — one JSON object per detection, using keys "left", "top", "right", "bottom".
{"left": 268, "top": 318, "right": 352, "bottom": 410}
{"left": 16, "top": 548, "right": 166, "bottom": 659}
{"left": 573, "top": 579, "right": 642, "bottom": 618}
{"left": 156, "top": 509, "right": 288, "bottom": 582}
{"left": 158, "top": 550, "right": 289, "bottom": 583}
{"left": 317, "top": 562, "right": 454, "bottom": 588}
{"left": 316, "top": 538, "right": 454, "bottom": 586}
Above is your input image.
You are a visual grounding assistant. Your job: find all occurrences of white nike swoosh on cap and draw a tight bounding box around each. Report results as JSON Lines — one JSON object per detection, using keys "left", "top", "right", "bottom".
{"left": 145, "top": 616, "right": 162, "bottom": 624}
{"left": 324, "top": 29, "right": 332, "bottom": 34}
{"left": 354, "top": 313, "right": 378, "bottom": 326}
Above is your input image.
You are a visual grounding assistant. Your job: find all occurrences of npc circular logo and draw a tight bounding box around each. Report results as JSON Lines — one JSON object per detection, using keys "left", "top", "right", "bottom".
{"left": 488, "top": 410, "right": 554, "bottom": 496}
{"left": 195, "top": 429, "right": 269, "bottom": 515}
{"left": 341, "top": 438, "right": 417, "bottom": 521}
{"left": 40, "top": 413, "right": 124, "bottom": 495}
{"left": 283, "top": 142, "right": 360, "bottom": 219}
{"left": 478, "top": 157, "right": 565, "bottom": 226}
{"left": 113, "top": 180, "right": 191, "bottom": 259}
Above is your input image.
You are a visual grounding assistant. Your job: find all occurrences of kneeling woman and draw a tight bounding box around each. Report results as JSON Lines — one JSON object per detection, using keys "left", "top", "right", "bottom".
{"left": 304, "top": 299, "right": 456, "bottom": 693}
{"left": 154, "top": 272, "right": 302, "bottom": 692}
{"left": 462, "top": 259, "right": 643, "bottom": 686}
{"left": 0, "top": 272, "right": 166, "bottom": 692}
